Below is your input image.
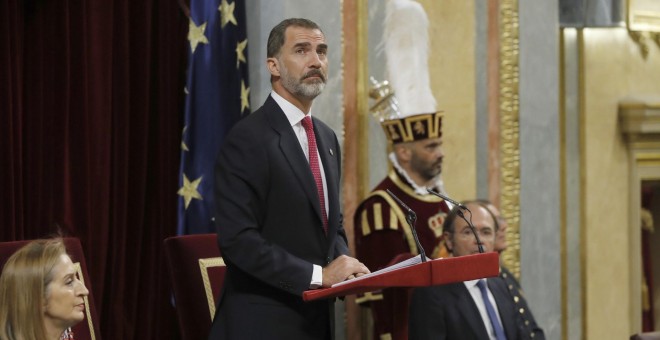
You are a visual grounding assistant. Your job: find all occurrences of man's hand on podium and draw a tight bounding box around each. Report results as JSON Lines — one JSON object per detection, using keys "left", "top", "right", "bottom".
{"left": 321, "top": 255, "right": 370, "bottom": 288}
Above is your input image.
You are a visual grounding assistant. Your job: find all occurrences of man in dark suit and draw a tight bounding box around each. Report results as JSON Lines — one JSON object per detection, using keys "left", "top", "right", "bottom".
{"left": 477, "top": 200, "right": 545, "bottom": 340}
{"left": 208, "top": 18, "right": 369, "bottom": 340}
{"left": 409, "top": 201, "right": 544, "bottom": 340}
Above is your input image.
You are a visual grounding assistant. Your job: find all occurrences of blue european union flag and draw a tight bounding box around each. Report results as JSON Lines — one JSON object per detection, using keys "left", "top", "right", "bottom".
{"left": 177, "top": 0, "right": 249, "bottom": 235}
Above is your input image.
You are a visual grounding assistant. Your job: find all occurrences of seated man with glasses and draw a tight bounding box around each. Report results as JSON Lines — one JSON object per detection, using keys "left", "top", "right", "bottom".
{"left": 408, "top": 201, "right": 545, "bottom": 340}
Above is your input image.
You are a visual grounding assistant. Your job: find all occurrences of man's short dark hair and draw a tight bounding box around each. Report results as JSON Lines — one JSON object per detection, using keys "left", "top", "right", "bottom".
{"left": 267, "top": 18, "right": 323, "bottom": 58}
{"left": 442, "top": 200, "right": 495, "bottom": 234}
{"left": 442, "top": 204, "right": 463, "bottom": 234}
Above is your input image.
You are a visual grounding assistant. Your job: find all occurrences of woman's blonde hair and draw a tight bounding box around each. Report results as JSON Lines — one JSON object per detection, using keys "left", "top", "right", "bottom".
{"left": 0, "top": 238, "right": 67, "bottom": 340}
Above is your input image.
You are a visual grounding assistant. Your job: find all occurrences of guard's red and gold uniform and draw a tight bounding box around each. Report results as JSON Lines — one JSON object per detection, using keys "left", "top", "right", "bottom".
{"left": 354, "top": 169, "right": 450, "bottom": 340}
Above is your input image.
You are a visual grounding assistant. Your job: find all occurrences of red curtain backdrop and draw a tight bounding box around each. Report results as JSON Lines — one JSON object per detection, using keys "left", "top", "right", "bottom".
{"left": 1, "top": 1, "right": 187, "bottom": 338}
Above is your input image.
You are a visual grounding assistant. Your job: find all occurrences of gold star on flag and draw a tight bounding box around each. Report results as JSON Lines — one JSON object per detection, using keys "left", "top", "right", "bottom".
{"left": 218, "top": 0, "right": 237, "bottom": 28}
{"left": 240, "top": 80, "right": 250, "bottom": 113}
{"left": 181, "top": 126, "right": 189, "bottom": 151}
{"left": 178, "top": 174, "right": 203, "bottom": 209}
{"left": 236, "top": 38, "right": 247, "bottom": 68}
{"left": 188, "top": 18, "right": 209, "bottom": 53}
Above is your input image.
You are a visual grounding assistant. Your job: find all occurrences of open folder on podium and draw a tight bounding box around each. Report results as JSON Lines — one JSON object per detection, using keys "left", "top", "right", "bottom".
{"left": 303, "top": 252, "right": 500, "bottom": 301}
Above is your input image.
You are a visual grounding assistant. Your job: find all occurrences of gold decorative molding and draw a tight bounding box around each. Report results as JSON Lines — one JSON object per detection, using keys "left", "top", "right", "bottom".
{"left": 636, "top": 152, "right": 660, "bottom": 167}
{"left": 628, "top": 30, "right": 651, "bottom": 59}
{"left": 619, "top": 97, "right": 660, "bottom": 146}
{"left": 652, "top": 32, "right": 660, "bottom": 49}
{"left": 199, "top": 257, "right": 226, "bottom": 320}
{"left": 619, "top": 96, "right": 660, "bottom": 335}
{"left": 499, "top": 0, "right": 521, "bottom": 279}
{"left": 627, "top": 0, "right": 660, "bottom": 58}
{"left": 628, "top": 0, "right": 660, "bottom": 32}
{"left": 343, "top": 1, "right": 370, "bottom": 339}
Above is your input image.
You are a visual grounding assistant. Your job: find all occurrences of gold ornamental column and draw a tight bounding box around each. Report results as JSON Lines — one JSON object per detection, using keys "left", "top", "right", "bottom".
{"left": 342, "top": 0, "right": 369, "bottom": 339}
{"left": 498, "top": 0, "right": 521, "bottom": 277}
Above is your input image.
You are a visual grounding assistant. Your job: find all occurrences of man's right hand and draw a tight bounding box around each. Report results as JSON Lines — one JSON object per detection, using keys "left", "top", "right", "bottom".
{"left": 321, "top": 255, "right": 370, "bottom": 287}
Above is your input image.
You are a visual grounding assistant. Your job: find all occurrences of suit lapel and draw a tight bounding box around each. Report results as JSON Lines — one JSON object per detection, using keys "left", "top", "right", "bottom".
{"left": 263, "top": 96, "right": 324, "bottom": 225}
{"left": 451, "top": 283, "right": 491, "bottom": 339}
{"left": 489, "top": 278, "right": 517, "bottom": 339}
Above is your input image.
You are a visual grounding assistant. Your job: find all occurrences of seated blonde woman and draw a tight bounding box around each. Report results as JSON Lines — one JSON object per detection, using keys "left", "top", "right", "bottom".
{"left": 0, "top": 238, "right": 89, "bottom": 340}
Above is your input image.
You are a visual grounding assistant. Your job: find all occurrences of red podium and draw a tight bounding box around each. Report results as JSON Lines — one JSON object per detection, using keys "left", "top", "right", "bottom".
{"left": 303, "top": 252, "right": 499, "bottom": 301}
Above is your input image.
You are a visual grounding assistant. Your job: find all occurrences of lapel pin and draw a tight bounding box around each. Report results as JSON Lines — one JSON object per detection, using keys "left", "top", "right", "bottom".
{"left": 329, "top": 148, "right": 334, "bottom": 156}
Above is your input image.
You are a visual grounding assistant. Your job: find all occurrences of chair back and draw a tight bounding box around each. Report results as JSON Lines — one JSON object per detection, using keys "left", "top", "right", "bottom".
{"left": 631, "top": 332, "right": 660, "bottom": 340}
{"left": 164, "top": 233, "right": 226, "bottom": 340}
{"left": 0, "top": 238, "right": 101, "bottom": 340}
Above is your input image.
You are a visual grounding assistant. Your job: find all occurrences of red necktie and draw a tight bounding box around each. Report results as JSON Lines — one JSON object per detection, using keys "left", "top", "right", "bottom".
{"left": 301, "top": 116, "right": 328, "bottom": 235}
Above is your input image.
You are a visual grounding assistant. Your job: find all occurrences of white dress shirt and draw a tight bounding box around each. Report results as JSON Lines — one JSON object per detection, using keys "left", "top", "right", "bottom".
{"left": 464, "top": 278, "right": 506, "bottom": 340}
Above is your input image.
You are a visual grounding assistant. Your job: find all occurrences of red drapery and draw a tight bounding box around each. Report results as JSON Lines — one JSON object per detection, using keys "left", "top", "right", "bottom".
{"left": 1, "top": 1, "right": 187, "bottom": 338}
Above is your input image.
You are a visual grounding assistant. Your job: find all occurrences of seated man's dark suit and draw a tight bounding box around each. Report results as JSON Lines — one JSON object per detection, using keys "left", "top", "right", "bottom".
{"left": 208, "top": 95, "right": 348, "bottom": 340}
{"left": 409, "top": 276, "right": 544, "bottom": 340}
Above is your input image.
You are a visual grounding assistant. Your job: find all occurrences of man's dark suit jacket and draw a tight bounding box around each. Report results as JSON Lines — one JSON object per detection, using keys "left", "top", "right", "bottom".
{"left": 409, "top": 277, "right": 541, "bottom": 340}
{"left": 208, "top": 95, "right": 349, "bottom": 340}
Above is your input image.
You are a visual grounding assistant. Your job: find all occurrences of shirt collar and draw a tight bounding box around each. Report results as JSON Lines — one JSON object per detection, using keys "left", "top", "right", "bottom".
{"left": 271, "top": 90, "right": 311, "bottom": 127}
{"left": 464, "top": 278, "right": 483, "bottom": 288}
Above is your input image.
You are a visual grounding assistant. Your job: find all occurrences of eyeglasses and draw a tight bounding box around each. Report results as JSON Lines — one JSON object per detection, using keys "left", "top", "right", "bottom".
{"left": 452, "top": 226, "right": 495, "bottom": 240}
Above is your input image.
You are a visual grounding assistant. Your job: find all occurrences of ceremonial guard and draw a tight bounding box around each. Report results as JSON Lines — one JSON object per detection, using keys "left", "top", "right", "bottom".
{"left": 353, "top": 2, "right": 452, "bottom": 338}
